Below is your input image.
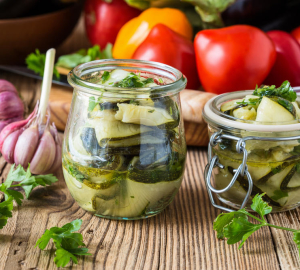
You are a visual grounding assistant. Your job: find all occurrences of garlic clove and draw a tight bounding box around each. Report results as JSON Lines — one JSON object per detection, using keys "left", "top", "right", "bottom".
{"left": 0, "top": 116, "right": 23, "bottom": 133}
{"left": 14, "top": 125, "right": 39, "bottom": 169}
{"left": 0, "top": 92, "right": 24, "bottom": 120}
{"left": 2, "top": 129, "right": 21, "bottom": 163}
{"left": 30, "top": 126, "right": 56, "bottom": 174}
{"left": 0, "top": 105, "right": 37, "bottom": 152}
{"left": 46, "top": 124, "right": 62, "bottom": 173}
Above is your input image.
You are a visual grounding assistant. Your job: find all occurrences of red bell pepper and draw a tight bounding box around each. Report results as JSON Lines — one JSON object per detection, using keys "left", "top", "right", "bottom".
{"left": 84, "top": 0, "right": 141, "bottom": 48}
{"left": 194, "top": 25, "right": 276, "bottom": 94}
{"left": 132, "top": 24, "right": 200, "bottom": 90}
{"left": 291, "top": 26, "right": 300, "bottom": 46}
{"left": 264, "top": 30, "right": 300, "bottom": 87}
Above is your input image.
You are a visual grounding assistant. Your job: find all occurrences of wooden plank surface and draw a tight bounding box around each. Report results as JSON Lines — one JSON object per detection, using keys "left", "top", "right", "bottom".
{"left": 1, "top": 15, "right": 300, "bottom": 270}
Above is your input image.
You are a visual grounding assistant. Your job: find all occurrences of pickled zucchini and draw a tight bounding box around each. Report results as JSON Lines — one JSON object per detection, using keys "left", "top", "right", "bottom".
{"left": 215, "top": 81, "right": 300, "bottom": 211}
{"left": 63, "top": 68, "right": 186, "bottom": 219}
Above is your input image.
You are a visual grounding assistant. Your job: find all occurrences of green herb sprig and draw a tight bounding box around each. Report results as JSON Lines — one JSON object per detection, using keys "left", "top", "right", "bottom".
{"left": 36, "top": 219, "right": 91, "bottom": 267}
{"left": 236, "top": 81, "right": 297, "bottom": 107}
{"left": 113, "top": 72, "right": 154, "bottom": 88}
{"left": 26, "top": 49, "right": 60, "bottom": 79}
{"left": 0, "top": 164, "right": 58, "bottom": 229}
{"left": 214, "top": 194, "right": 300, "bottom": 254}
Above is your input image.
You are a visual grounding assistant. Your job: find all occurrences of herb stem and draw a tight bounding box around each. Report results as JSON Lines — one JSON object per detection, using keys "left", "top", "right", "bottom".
{"left": 266, "top": 223, "right": 298, "bottom": 233}
{"left": 244, "top": 212, "right": 265, "bottom": 223}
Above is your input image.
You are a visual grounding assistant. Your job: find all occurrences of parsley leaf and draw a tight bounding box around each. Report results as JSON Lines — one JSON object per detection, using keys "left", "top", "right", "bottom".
{"left": 213, "top": 194, "right": 300, "bottom": 256}
{"left": 224, "top": 217, "right": 262, "bottom": 248}
{"left": 36, "top": 219, "right": 91, "bottom": 267}
{"left": 250, "top": 193, "right": 272, "bottom": 220}
{"left": 101, "top": 71, "right": 110, "bottom": 83}
{"left": 271, "top": 190, "right": 288, "bottom": 200}
{"left": 0, "top": 196, "right": 13, "bottom": 229}
{"left": 0, "top": 185, "right": 23, "bottom": 205}
{"left": 56, "top": 44, "right": 113, "bottom": 69}
{"left": 253, "top": 81, "right": 297, "bottom": 102}
{"left": 25, "top": 49, "right": 60, "bottom": 79}
{"left": 113, "top": 73, "right": 155, "bottom": 88}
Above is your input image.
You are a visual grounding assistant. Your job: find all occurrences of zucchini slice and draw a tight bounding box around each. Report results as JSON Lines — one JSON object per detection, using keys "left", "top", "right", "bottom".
{"left": 115, "top": 103, "right": 175, "bottom": 127}
{"left": 90, "top": 119, "right": 152, "bottom": 143}
{"left": 256, "top": 96, "right": 296, "bottom": 122}
{"left": 228, "top": 166, "right": 280, "bottom": 207}
{"left": 80, "top": 127, "right": 101, "bottom": 156}
{"left": 232, "top": 106, "right": 257, "bottom": 120}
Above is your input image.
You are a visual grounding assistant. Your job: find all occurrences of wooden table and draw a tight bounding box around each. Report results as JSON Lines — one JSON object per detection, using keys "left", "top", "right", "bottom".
{"left": 1, "top": 17, "right": 300, "bottom": 270}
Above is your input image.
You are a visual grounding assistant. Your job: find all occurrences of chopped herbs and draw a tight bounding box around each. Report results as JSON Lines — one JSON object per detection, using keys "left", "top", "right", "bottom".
{"left": 35, "top": 219, "right": 91, "bottom": 267}
{"left": 101, "top": 71, "right": 110, "bottom": 83}
{"left": 214, "top": 194, "right": 300, "bottom": 254}
{"left": 88, "top": 97, "right": 97, "bottom": 112}
{"left": 253, "top": 81, "right": 297, "bottom": 102}
{"left": 113, "top": 73, "right": 154, "bottom": 88}
{"left": 148, "top": 109, "right": 155, "bottom": 113}
{"left": 158, "top": 78, "right": 164, "bottom": 84}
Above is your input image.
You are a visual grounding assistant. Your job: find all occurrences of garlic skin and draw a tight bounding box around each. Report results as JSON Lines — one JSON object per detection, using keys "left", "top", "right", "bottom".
{"left": 0, "top": 105, "right": 62, "bottom": 175}
{"left": 0, "top": 80, "right": 24, "bottom": 132}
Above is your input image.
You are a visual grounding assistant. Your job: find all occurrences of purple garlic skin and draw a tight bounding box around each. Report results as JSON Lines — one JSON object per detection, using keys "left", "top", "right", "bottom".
{"left": 0, "top": 116, "right": 23, "bottom": 133}
{"left": 0, "top": 80, "right": 24, "bottom": 133}
{"left": 0, "top": 91, "right": 24, "bottom": 119}
{"left": 14, "top": 125, "right": 39, "bottom": 169}
{"left": 30, "top": 126, "right": 56, "bottom": 174}
{"left": 2, "top": 129, "right": 22, "bottom": 163}
{"left": 0, "top": 101, "right": 62, "bottom": 175}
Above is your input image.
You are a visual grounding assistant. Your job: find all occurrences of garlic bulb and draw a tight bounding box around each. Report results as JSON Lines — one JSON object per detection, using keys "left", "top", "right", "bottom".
{"left": 0, "top": 104, "right": 61, "bottom": 174}
{"left": 0, "top": 80, "right": 24, "bottom": 132}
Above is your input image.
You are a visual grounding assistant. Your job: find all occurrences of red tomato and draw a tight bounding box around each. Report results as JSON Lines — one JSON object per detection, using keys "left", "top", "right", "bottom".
{"left": 194, "top": 25, "right": 276, "bottom": 94}
{"left": 291, "top": 26, "right": 300, "bottom": 45}
{"left": 132, "top": 24, "right": 200, "bottom": 89}
{"left": 84, "top": 0, "right": 141, "bottom": 48}
{"left": 264, "top": 30, "right": 300, "bottom": 87}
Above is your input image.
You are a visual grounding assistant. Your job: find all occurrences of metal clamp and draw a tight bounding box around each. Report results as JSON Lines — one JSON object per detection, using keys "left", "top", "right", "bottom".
{"left": 205, "top": 130, "right": 300, "bottom": 212}
{"left": 205, "top": 130, "right": 253, "bottom": 212}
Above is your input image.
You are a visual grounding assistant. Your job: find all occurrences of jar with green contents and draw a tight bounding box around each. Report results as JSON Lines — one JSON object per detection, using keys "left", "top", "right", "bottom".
{"left": 63, "top": 59, "right": 187, "bottom": 220}
{"left": 203, "top": 82, "right": 300, "bottom": 212}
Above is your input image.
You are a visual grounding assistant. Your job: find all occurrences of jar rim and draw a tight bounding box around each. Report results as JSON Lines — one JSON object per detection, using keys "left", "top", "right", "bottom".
{"left": 203, "top": 90, "right": 300, "bottom": 132}
{"left": 67, "top": 59, "right": 187, "bottom": 97}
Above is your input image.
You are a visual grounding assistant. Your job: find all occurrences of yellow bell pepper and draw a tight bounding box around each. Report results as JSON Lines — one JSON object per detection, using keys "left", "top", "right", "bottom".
{"left": 113, "top": 8, "right": 193, "bottom": 59}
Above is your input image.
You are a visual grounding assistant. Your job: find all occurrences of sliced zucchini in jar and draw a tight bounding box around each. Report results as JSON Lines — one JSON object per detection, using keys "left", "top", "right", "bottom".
{"left": 80, "top": 127, "right": 102, "bottom": 156}
{"left": 256, "top": 96, "right": 296, "bottom": 123}
{"left": 283, "top": 169, "right": 300, "bottom": 191}
{"left": 232, "top": 106, "right": 257, "bottom": 120}
{"left": 115, "top": 103, "right": 175, "bottom": 127}
{"left": 90, "top": 119, "right": 152, "bottom": 143}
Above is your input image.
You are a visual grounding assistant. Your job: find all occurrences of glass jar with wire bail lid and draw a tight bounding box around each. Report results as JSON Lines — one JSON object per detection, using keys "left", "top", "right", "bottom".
{"left": 203, "top": 88, "right": 300, "bottom": 213}
{"left": 63, "top": 59, "right": 187, "bottom": 220}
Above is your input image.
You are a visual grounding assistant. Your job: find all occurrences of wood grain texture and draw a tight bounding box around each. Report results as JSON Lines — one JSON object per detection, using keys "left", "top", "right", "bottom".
{"left": 1, "top": 15, "right": 300, "bottom": 270}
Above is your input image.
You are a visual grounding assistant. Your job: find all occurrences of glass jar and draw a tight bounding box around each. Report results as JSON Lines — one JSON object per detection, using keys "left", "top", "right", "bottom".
{"left": 63, "top": 59, "right": 187, "bottom": 220}
{"left": 203, "top": 91, "right": 300, "bottom": 212}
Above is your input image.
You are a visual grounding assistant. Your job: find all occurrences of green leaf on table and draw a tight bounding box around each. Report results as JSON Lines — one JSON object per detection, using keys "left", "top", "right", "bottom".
{"left": 250, "top": 193, "right": 272, "bottom": 220}
{"left": 56, "top": 44, "right": 113, "bottom": 69}
{"left": 224, "top": 216, "right": 262, "bottom": 248}
{"left": 36, "top": 219, "right": 91, "bottom": 267}
{"left": 25, "top": 49, "right": 60, "bottom": 79}
{"left": 213, "top": 209, "right": 248, "bottom": 239}
{"left": 0, "top": 185, "right": 23, "bottom": 205}
{"left": 293, "top": 231, "right": 300, "bottom": 256}
{"left": 0, "top": 196, "right": 13, "bottom": 229}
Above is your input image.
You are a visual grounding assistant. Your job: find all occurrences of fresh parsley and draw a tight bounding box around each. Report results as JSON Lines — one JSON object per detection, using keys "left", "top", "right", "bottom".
{"left": 36, "top": 219, "right": 91, "bottom": 267}
{"left": 253, "top": 81, "right": 297, "bottom": 102}
{"left": 101, "top": 71, "right": 110, "bottom": 83}
{"left": 56, "top": 44, "right": 113, "bottom": 69}
{"left": 113, "top": 73, "right": 154, "bottom": 88}
{"left": 26, "top": 49, "right": 60, "bottom": 79}
{"left": 214, "top": 194, "right": 300, "bottom": 253}
{"left": 0, "top": 164, "right": 58, "bottom": 229}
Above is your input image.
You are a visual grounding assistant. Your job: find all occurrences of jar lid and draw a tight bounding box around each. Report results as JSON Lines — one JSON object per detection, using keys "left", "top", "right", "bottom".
{"left": 203, "top": 90, "right": 300, "bottom": 132}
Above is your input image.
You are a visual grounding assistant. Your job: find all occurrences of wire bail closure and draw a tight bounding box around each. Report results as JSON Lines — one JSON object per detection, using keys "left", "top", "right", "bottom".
{"left": 204, "top": 131, "right": 300, "bottom": 212}
{"left": 204, "top": 130, "right": 253, "bottom": 212}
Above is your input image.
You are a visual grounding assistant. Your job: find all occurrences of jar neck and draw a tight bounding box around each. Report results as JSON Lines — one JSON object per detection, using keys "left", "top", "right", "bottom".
{"left": 68, "top": 59, "right": 187, "bottom": 98}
